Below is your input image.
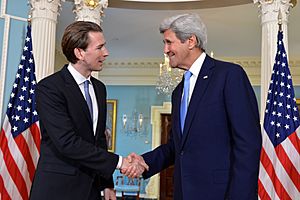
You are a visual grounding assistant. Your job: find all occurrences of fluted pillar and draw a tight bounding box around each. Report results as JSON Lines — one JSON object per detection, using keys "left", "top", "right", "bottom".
{"left": 73, "top": 0, "right": 108, "bottom": 78}
{"left": 30, "top": 0, "right": 63, "bottom": 81}
{"left": 254, "top": 0, "right": 295, "bottom": 121}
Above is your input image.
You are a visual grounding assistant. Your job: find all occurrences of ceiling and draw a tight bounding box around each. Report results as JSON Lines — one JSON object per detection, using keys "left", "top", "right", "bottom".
{"left": 56, "top": 0, "right": 300, "bottom": 62}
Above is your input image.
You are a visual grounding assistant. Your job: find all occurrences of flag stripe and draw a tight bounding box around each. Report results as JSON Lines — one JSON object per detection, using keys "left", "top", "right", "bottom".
{"left": 0, "top": 149, "right": 22, "bottom": 200}
{"left": 258, "top": 179, "right": 272, "bottom": 200}
{"left": 288, "top": 130, "right": 300, "bottom": 155}
{"left": 14, "top": 133, "right": 36, "bottom": 181}
{"left": 29, "top": 123, "right": 41, "bottom": 153}
{"left": 260, "top": 147, "right": 292, "bottom": 200}
{"left": 0, "top": 129, "right": 28, "bottom": 199}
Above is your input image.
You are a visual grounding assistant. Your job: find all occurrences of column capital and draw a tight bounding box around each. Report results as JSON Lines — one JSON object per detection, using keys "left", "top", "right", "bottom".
{"left": 30, "top": 0, "right": 64, "bottom": 22}
{"left": 253, "top": 0, "right": 294, "bottom": 24}
{"left": 73, "top": 0, "right": 108, "bottom": 25}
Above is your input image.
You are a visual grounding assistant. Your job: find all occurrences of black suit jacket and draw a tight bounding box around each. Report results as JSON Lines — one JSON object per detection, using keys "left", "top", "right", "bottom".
{"left": 30, "top": 65, "right": 119, "bottom": 200}
{"left": 143, "top": 56, "right": 262, "bottom": 200}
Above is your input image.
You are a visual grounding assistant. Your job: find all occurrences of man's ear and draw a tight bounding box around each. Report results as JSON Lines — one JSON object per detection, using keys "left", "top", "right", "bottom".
{"left": 188, "top": 35, "right": 197, "bottom": 50}
{"left": 74, "top": 48, "right": 84, "bottom": 60}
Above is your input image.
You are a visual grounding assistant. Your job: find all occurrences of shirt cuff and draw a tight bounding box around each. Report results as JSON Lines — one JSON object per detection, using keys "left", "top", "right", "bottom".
{"left": 116, "top": 155, "right": 122, "bottom": 169}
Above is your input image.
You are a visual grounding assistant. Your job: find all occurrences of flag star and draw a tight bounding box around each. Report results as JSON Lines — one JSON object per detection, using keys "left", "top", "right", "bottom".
{"left": 279, "top": 92, "right": 284, "bottom": 97}
{"left": 265, "top": 109, "right": 269, "bottom": 113}
{"left": 287, "top": 75, "right": 292, "bottom": 79}
{"left": 276, "top": 133, "right": 280, "bottom": 138}
{"left": 26, "top": 107, "right": 30, "bottom": 113}
{"left": 275, "top": 91, "right": 278, "bottom": 95}
{"left": 17, "top": 105, "right": 22, "bottom": 111}
{"left": 276, "top": 71, "right": 279, "bottom": 75}
{"left": 23, "top": 118, "right": 29, "bottom": 123}
{"left": 13, "top": 83, "right": 18, "bottom": 88}
{"left": 28, "top": 98, "right": 32, "bottom": 103}
{"left": 273, "top": 101, "right": 277, "bottom": 106}
{"left": 12, "top": 126, "right": 18, "bottom": 132}
{"left": 19, "top": 95, "right": 24, "bottom": 101}
{"left": 271, "top": 121, "right": 275, "bottom": 126}
{"left": 285, "top": 114, "right": 290, "bottom": 119}
{"left": 280, "top": 82, "right": 284, "bottom": 87}
{"left": 268, "top": 90, "right": 272, "bottom": 94}
{"left": 293, "top": 116, "right": 298, "bottom": 121}
{"left": 281, "top": 72, "right": 285, "bottom": 77}
{"left": 277, "top": 112, "right": 282, "bottom": 117}
{"left": 293, "top": 107, "right": 297, "bottom": 111}
{"left": 272, "top": 70, "right": 275, "bottom": 74}
{"left": 287, "top": 94, "right": 291, "bottom": 99}
{"left": 18, "top": 64, "right": 23, "bottom": 69}
{"left": 31, "top": 80, "right": 36, "bottom": 85}
{"left": 284, "top": 124, "right": 289, "bottom": 129}
{"left": 21, "top": 55, "right": 26, "bottom": 60}
{"left": 10, "top": 93, "right": 15, "bottom": 98}
{"left": 287, "top": 84, "right": 291, "bottom": 89}
{"left": 272, "top": 111, "right": 276, "bottom": 116}
{"left": 29, "top": 58, "right": 33, "bottom": 63}
{"left": 282, "top": 53, "right": 286, "bottom": 57}
{"left": 26, "top": 67, "right": 31, "bottom": 73}
{"left": 23, "top": 46, "right": 28, "bottom": 51}
{"left": 16, "top": 73, "right": 20, "bottom": 78}
{"left": 8, "top": 103, "right": 12, "bottom": 108}
{"left": 26, "top": 37, "right": 30, "bottom": 42}
{"left": 30, "top": 89, "right": 34, "bottom": 94}
{"left": 276, "top": 123, "right": 281, "bottom": 127}
{"left": 293, "top": 98, "right": 296, "bottom": 102}
{"left": 281, "top": 62, "right": 286, "bottom": 67}
{"left": 278, "top": 102, "right": 283, "bottom": 107}
{"left": 24, "top": 76, "right": 29, "bottom": 82}
{"left": 267, "top": 99, "right": 270, "bottom": 104}
{"left": 287, "top": 104, "right": 291, "bottom": 109}
{"left": 270, "top": 80, "right": 273, "bottom": 84}
{"left": 15, "top": 115, "right": 20, "bottom": 121}
{"left": 279, "top": 41, "right": 282, "bottom": 45}
{"left": 33, "top": 111, "right": 38, "bottom": 116}
{"left": 22, "top": 86, "right": 27, "bottom": 91}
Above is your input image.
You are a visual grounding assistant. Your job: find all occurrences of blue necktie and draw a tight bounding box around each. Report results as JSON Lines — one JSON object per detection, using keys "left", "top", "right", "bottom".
{"left": 84, "top": 80, "right": 93, "bottom": 120}
{"left": 180, "top": 71, "right": 192, "bottom": 133}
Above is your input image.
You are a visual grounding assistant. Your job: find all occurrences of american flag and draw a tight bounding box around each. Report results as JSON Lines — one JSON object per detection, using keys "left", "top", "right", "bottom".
{"left": 258, "top": 30, "right": 300, "bottom": 199}
{"left": 0, "top": 25, "right": 40, "bottom": 200}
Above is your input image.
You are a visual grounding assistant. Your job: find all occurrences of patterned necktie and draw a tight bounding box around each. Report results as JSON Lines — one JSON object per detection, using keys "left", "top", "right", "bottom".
{"left": 84, "top": 80, "right": 93, "bottom": 121}
{"left": 180, "top": 71, "right": 192, "bottom": 133}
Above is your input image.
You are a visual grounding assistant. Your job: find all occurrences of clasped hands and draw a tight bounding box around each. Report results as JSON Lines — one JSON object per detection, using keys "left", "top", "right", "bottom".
{"left": 120, "top": 153, "right": 148, "bottom": 178}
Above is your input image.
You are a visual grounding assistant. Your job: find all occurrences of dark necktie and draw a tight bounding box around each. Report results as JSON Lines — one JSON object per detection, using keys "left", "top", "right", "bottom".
{"left": 180, "top": 71, "right": 192, "bottom": 133}
{"left": 84, "top": 80, "right": 93, "bottom": 121}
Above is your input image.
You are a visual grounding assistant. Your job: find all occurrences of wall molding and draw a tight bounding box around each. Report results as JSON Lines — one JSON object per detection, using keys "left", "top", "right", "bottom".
{"left": 93, "top": 57, "right": 300, "bottom": 86}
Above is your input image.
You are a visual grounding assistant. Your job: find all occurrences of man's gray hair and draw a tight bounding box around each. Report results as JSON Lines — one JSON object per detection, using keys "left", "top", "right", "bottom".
{"left": 159, "top": 13, "right": 207, "bottom": 51}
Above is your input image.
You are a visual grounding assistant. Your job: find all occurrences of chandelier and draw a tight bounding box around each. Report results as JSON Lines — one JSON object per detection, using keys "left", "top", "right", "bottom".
{"left": 156, "top": 54, "right": 183, "bottom": 96}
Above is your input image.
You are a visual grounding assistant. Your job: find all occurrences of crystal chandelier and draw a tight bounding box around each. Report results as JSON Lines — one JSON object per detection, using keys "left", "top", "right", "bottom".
{"left": 156, "top": 54, "right": 183, "bottom": 96}
{"left": 121, "top": 110, "right": 148, "bottom": 137}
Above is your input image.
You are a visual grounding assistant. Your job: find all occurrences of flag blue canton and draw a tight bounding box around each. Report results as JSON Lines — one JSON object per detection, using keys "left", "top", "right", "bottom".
{"left": 264, "top": 30, "right": 300, "bottom": 147}
{"left": 6, "top": 25, "right": 38, "bottom": 137}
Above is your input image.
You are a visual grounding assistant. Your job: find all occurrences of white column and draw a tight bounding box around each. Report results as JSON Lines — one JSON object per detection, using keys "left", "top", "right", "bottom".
{"left": 30, "top": 0, "right": 63, "bottom": 81}
{"left": 73, "top": 0, "right": 108, "bottom": 78}
{"left": 253, "top": 0, "right": 294, "bottom": 121}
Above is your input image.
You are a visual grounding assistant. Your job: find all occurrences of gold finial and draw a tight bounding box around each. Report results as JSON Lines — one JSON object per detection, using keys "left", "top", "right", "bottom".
{"left": 290, "top": 0, "right": 297, "bottom": 7}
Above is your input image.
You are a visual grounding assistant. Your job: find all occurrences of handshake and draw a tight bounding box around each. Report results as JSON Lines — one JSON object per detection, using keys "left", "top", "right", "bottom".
{"left": 119, "top": 153, "right": 148, "bottom": 178}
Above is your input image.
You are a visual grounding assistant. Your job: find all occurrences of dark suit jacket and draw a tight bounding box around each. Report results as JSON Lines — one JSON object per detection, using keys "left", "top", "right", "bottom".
{"left": 30, "top": 65, "right": 119, "bottom": 200}
{"left": 143, "top": 56, "right": 262, "bottom": 200}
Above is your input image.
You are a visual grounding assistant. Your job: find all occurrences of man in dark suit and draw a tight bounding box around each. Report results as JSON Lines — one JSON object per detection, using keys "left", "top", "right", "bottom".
{"left": 29, "top": 21, "right": 147, "bottom": 200}
{"left": 127, "top": 14, "right": 262, "bottom": 199}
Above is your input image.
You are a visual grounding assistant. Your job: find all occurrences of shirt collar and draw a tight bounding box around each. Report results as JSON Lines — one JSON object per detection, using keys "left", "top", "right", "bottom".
{"left": 67, "top": 63, "right": 91, "bottom": 85}
{"left": 188, "top": 52, "right": 206, "bottom": 77}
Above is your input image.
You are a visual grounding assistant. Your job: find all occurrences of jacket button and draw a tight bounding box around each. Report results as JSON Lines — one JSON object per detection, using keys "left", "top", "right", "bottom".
{"left": 180, "top": 151, "right": 184, "bottom": 155}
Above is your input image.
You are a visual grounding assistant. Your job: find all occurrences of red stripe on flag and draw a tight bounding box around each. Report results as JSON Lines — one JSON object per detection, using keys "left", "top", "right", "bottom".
{"left": 14, "top": 133, "right": 36, "bottom": 181}
{"left": 0, "top": 129, "right": 28, "bottom": 200}
{"left": 258, "top": 179, "right": 271, "bottom": 200}
{"left": 0, "top": 175, "right": 12, "bottom": 200}
{"left": 275, "top": 142, "right": 300, "bottom": 192}
{"left": 259, "top": 147, "right": 292, "bottom": 200}
{"left": 288, "top": 132, "right": 300, "bottom": 155}
{"left": 30, "top": 123, "right": 41, "bottom": 152}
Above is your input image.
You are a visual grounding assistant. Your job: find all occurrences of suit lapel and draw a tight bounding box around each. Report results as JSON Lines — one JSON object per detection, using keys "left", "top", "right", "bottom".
{"left": 61, "top": 66, "right": 93, "bottom": 127}
{"left": 173, "top": 81, "right": 184, "bottom": 139}
{"left": 180, "top": 56, "right": 215, "bottom": 148}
